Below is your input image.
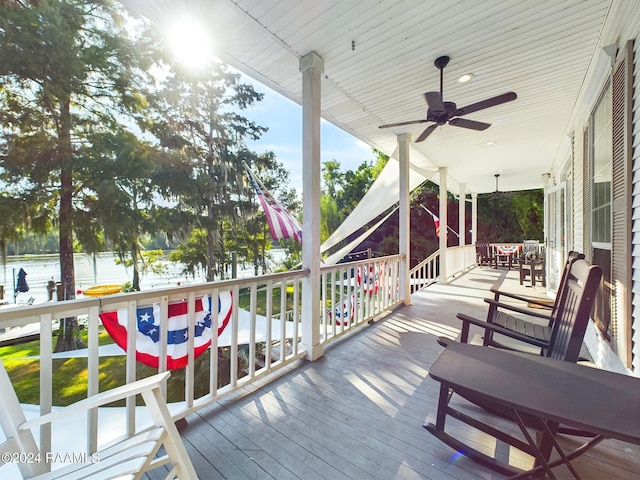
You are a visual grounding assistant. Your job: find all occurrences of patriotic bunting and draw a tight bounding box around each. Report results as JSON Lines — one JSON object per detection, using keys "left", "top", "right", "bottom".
{"left": 100, "top": 291, "right": 233, "bottom": 370}
{"left": 357, "top": 265, "right": 380, "bottom": 295}
{"left": 329, "top": 294, "right": 356, "bottom": 326}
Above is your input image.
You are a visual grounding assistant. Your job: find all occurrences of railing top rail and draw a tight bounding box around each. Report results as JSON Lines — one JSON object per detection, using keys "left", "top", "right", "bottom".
{"left": 320, "top": 254, "right": 403, "bottom": 272}
{"left": 409, "top": 250, "right": 439, "bottom": 275}
{"left": 97, "top": 268, "right": 309, "bottom": 310}
{"left": 0, "top": 268, "right": 309, "bottom": 323}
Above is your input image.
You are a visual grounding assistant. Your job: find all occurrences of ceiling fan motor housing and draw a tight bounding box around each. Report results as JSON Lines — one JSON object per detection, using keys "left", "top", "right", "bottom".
{"left": 429, "top": 101, "right": 458, "bottom": 124}
{"left": 434, "top": 55, "right": 450, "bottom": 70}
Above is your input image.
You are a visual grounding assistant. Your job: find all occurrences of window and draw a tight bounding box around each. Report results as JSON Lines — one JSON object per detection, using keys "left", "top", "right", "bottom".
{"left": 591, "top": 85, "right": 612, "bottom": 246}
{"left": 589, "top": 83, "right": 612, "bottom": 338}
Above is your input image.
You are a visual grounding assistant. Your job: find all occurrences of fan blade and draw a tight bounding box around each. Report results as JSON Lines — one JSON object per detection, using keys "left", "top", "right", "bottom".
{"left": 424, "top": 92, "right": 445, "bottom": 114}
{"left": 449, "top": 117, "right": 491, "bottom": 131}
{"left": 379, "top": 119, "right": 429, "bottom": 129}
{"left": 415, "top": 124, "right": 438, "bottom": 142}
{"left": 454, "top": 92, "right": 517, "bottom": 116}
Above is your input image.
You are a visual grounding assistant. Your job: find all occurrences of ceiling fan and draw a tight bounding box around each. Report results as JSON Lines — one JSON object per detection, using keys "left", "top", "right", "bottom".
{"left": 379, "top": 55, "right": 517, "bottom": 142}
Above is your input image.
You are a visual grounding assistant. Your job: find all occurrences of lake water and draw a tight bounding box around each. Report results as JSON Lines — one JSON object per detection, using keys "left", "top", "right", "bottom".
{"left": 1, "top": 250, "right": 286, "bottom": 306}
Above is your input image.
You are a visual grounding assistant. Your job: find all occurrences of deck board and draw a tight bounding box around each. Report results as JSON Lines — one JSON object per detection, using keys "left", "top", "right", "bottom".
{"left": 168, "top": 266, "right": 640, "bottom": 480}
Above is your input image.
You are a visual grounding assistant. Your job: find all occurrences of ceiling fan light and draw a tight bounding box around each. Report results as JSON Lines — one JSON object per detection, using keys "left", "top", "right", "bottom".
{"left": 458, "top": 73, "right": 474, "bottom": 83}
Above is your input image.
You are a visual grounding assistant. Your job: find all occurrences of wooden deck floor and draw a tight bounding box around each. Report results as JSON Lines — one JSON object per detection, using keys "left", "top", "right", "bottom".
{"left": 162, "top": 266, "right": 640, "bottom": 479}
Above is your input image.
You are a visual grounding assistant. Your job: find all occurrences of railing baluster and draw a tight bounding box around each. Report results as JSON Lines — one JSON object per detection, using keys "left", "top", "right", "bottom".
{"left": 293, "top": 279, "right": 300, "bottom": 355}
{"left": 185, "top": 292, "right": 196, "bottom": 409}
{"left": 230, "top": 285, "right": 239, "bottom": 388}
{"left": 159, "top": 296, "right": 169, "bottom": 377}
{"left": 249, "top": 283, "right": 257, "bottom": 379}
{"left": 265, "top": 280, "right": 273, "bottom": 371}
{"left": 210, "top": 286, "right": 220, "bottom": 400}
{"left": 279, "top": 279, "right": 287, "bottom": 362}
{"left": 87, "top": 305, "right": 100, "bottom": 454}
{"left": 39, "top": 312, "right": 53, "bottom": 471}
{"left": 125, "top": 300, "right": 137, "bottom": 437}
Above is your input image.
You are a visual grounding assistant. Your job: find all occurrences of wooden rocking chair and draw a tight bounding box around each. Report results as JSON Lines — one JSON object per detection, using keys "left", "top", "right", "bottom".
{"left": 462, "top": 251, "right": 586, "bottom": 358}
{"left": 0, "top": 360, "right": 197, "bottom": 480}
{"left": 426, "top": 258, "right": 605, "bottom": 477}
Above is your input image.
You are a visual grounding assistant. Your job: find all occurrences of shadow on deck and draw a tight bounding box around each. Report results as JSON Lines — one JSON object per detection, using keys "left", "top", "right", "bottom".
{"left": 160, "top": 266, "right": 640, "bottom": 480}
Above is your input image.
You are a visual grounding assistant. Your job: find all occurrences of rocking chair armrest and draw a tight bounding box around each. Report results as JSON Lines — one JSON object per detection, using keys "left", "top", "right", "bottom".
{"left": 455, "top": 312, "right": 549, "bottom": 348}
{"left": 488, "top": 287, "right": 551, "bottom": 308}
{"left": 484, "top": 298, "right": 554, "bottom": 321}
{"left": 21, "top": 372, "right": 171, "bottom": 431}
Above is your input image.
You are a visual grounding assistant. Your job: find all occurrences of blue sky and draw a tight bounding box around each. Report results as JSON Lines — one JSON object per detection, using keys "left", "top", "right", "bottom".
{"left": 242, "top": 77, "right": 376, "bottom": 195}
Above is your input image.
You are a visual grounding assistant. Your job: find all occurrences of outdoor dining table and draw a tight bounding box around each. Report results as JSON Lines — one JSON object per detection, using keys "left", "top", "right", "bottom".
{"left": 426, "top": 341, "right": 640, "bottom": 479}
{"left": 494, "top": 245, "right": 521, "bottom": 270}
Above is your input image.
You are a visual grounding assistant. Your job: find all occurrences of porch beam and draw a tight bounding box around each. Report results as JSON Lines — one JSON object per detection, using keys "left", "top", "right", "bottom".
{"left": 300, "top": 51, "right": 324, "bottom": 361}
{"left": 398, "top": 133, "right": 411, "bottom": 305}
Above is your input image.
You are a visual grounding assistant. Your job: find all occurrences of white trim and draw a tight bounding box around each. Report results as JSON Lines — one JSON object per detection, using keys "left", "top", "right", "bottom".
{"left": 584, "top": 321, "right": 633, "bottom": 376}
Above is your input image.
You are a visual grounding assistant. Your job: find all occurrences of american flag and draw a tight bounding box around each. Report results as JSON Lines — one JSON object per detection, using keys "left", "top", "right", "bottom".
{"left": 245, "top": 164, "right": 302, "bottom": 243}
{"left": 431, "top": 212, "right": 442, "bottom": 238}
{"left": 100, "top": 292, "right": 233, "bottom": 370}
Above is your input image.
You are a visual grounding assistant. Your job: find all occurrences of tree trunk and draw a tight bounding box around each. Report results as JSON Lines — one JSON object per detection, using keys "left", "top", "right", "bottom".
{"left": 132, "top": 268, "right": 140, "bottom": 291}
{"left": 132, "top": 240, "right": 141, "bottom": 291}
{"left": 205, "top": 161, "right": 216, "bottom": 282}
{"left": 54, "top": 96, "right": 85, "bottom": 352}
{"left": 206, "top": 229, "right": 215, "bottom": 282}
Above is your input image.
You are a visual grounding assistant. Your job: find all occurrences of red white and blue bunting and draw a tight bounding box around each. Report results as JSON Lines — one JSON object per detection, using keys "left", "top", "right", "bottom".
{"left": 100, "top": 291, "right": 233, "bottom": 370}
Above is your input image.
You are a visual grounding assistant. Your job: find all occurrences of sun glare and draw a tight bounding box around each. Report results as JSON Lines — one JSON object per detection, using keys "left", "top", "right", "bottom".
{"left": 167, "top": 16, "right": 213, "bottom": 69}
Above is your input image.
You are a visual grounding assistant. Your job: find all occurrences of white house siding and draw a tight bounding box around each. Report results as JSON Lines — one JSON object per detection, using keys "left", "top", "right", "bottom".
{"left": 572, "top": 130, "right": 584, "bottom": 254}
{"left": 551, "top": 1, "right": 640, "bottom": 375}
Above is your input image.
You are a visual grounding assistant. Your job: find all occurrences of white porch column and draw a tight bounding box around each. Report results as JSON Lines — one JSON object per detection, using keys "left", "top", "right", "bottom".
{"left": 471, "top": 193, "right": 478, "bottom": 245}
{"left": 398, "top": 133, "right": 411, "bottom": 305}
{"left": 458, "top": 183, "right": 466, "bottom": 246}
{"left": 439, "top": 167, "right": 448, "bottom": 283}
{"left": 300, "top": 51, "right": 324, "bottom": 361}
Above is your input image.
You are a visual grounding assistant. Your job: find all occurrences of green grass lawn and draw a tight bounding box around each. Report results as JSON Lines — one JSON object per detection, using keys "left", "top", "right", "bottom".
{"left": 0, "top": 327, "right": 147, "bottom": 405}
{"left": 1, "top": 329, "right": 217, "bottom": 406}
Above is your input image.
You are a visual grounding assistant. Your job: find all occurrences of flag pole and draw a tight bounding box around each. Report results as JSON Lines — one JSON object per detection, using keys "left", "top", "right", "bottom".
{"left": 420, "top": 205, "right": 459, "bottom": 238}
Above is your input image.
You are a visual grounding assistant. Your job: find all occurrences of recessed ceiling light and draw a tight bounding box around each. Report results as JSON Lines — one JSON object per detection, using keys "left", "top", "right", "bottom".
{"left": 485, "top": 141, "right": 495, "bottom": 146}
{"left": 458, "top": 73, "right": 474, "bottom": 83}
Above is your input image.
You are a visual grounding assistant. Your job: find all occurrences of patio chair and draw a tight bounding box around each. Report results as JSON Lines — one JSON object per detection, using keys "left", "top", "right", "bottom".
{"left": 427, "top": 259, "right": 604, "bottom": 476}
{"left": 475, "top": 242, "right": 496, "bottom": 268}
{"left": 518, "top": 241, "right": 545, "bottom": 286}
{"left": 0, "top": 360, "right": 197, "bottom": 480}
{"left": 479, "top": 251, "right": 585, "bottom": 355}
{"left": 521, "top": 239, "right": 540, "bottom": 256}
{"left": 453, "top": 255, "right": 601, "bottom": 363}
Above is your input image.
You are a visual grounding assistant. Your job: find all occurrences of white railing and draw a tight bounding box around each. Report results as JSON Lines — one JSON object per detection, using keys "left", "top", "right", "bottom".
{"left": 409, "top": 250, "right": 439, "bottom": 293}
{"left": 445, "top": 245, "right": 477, "bottom": 278}
{"left": 0, "top": 255, "right": 406, "bottom": 459}
{"left": 320, "top": 255, "right": 403, "bottom": 342}
{"left": 407, "top": 245, "right": 476, "bottom": 293}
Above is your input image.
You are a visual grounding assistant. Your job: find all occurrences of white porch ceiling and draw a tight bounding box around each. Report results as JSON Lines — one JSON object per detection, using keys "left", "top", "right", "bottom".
{"left": 122, "top": 0, "right": 613, "bottom": 194}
